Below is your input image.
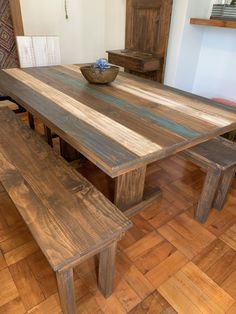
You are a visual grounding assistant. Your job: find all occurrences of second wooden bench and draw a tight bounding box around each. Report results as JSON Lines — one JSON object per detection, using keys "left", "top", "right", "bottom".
{"left": 181, "top": 137, "right": 236, "bottom": 223}
{"left": 0, "top": 108, "right": 132, "bottom": 314}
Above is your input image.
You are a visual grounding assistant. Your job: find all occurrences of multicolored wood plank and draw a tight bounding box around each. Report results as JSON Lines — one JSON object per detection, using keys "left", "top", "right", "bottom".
{"left": 0, "top": 66, "right": 236, "bottom": 177}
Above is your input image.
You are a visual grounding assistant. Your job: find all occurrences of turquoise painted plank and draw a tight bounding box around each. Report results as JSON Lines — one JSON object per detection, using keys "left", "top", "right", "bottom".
{"left": 208, "top": 99, "right": 236, "bottom": 114}
{"left": 118, "top": 72, "right": 236, "bottom": 114}
{"left": 36, "top": 67, "right": 201, "bottom": 139}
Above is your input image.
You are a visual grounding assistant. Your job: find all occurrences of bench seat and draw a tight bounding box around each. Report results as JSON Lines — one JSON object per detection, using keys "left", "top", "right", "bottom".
{"left": 182, "top": 137, "right": 236, "bottom": 223}
{"left": 0, "top": 108, "right": 132, "bottom": 313}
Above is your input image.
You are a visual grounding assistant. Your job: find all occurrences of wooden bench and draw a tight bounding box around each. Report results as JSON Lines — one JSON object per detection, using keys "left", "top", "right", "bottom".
{"left": 181, "top": 137, "right": 236, "bottom": 223}
{"left": 0, "top": 108, "right": 132, "bottom": 314}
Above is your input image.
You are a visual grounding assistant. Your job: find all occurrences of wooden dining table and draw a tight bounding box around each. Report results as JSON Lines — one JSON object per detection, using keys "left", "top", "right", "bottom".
{"left": 0, "top": 65, "right": 236, "bottom": 216}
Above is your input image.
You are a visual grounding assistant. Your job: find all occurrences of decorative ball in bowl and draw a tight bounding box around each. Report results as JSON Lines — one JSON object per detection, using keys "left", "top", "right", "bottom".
{"left": 80, "top": 59, "right": 119, "bottom": 84}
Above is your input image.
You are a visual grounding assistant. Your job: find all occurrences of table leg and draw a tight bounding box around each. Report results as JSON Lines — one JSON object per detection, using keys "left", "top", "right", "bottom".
{"left": 114, "top": 166, "right": 146, "bottom": 212}
{"left": 114, "top": 166, "right": 162, "bottom": 216}
{"left": 28, "top": 112, "right": 35, "bottom": 130}
{"left": 59, "top": 138, "right": 80, "bottom": 162}
{"left": 44, "top": 125, "right": 53, "bottom": 147}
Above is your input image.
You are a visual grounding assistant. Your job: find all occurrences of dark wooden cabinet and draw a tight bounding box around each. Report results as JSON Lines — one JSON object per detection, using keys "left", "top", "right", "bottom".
{"left": 107, "top": 0, "right": 173, "bottom": 82}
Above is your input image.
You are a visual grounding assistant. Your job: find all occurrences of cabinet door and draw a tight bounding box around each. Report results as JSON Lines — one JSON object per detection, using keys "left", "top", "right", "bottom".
{"left": 126, "top": 0, "right": 173, "bottom": 56}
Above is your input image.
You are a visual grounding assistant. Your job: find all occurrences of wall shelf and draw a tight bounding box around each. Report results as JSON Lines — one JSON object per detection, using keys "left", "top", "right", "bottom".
{"left": 190, "top": 18, "right": 236, "bottom": 29}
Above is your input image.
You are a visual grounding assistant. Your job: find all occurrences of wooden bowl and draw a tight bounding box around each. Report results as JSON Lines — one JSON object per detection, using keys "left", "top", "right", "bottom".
{"left": 80, "top": 65, "right": 119, "bottom": 84}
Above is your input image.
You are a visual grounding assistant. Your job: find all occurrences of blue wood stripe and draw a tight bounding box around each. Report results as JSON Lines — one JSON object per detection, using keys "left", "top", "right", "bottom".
{"left": 0, "top": 71, "right": 138, "bottom": 171}
{"left": 36, "top": 67, "right": 201, "bottom": 139}
{"left": 208, "top": 99, "right": 236, "bottom": 114}
{"left": 118, "top": 72, "right": 236, "bottom": 114}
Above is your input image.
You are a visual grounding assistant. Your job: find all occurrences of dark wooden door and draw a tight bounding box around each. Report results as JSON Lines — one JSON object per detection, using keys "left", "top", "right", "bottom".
{"left": 107, "top": 0, "right": 172, "bottom": 82}
{"left": 126, "top": 0, "right": 172, "bottom": 57}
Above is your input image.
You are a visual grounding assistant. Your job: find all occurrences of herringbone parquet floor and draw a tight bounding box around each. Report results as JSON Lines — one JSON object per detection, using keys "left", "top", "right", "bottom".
{"left": 0, "top": 114, "right": 235, "bottom": 313}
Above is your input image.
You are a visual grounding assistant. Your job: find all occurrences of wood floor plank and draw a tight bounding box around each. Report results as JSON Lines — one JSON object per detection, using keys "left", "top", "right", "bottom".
{"left": 134, "top": 241, "right": 175, "bottom": 275}
{"left": 204, "top": 249, "right": 236, "bottom": 285}
{"left": 27, "top": 293, "right": 61, "bottom": 314}
{"left": 145, "top": 251, "right": 189, "bottom": 288}
{"left": 73, "top": 278, "right": 90, "bottom": 302}
{"left": 75, "top": 293, "right": 102, "bottom": 314}
{"left": 0, "top": 250, "right": 6, "bottom": 271}
{"left": 4, "top": 240, "right": 39, "bottom": 266}
{"left": 0, "top": 228, "right": 32, "bottom": 254}
{"left": 193, "top": 239, "right": 231, "bottom": 273}
{"left": 123, "top": 265, "right": 154, "bottom": 300}
{"left": 79, "top": 269, "right": 99, "bottom": 294}
{"left": 124, "top": 231, "right": 163, "bottom": 261}
{"left": 174, "top": 269, "right": 230, "bottom": 313}
{"left": 158, "top": 213, "right": 216, "bottom": 259}
{"left": 114, "top": 272, "right": 141, "bottom": 312}
{"left": 222, "top": 270, "right": 236, "bottom": 300}
{"left": 0, "top": 209, "right": 8, "bottom": 232}
{"left": 139, "top": 198, "right": 171, "bottom": 221}
{"left": 227, "top": 303, "right": 236, "bottom": 314}
{"left": 148, "top": 204, "right": 184, "bottom": 229}
{"left": 74, "top": 256, "right": 97, "bottom": 278}
{"left": 198, "top": 208, "right": 236, "bottom": 237}
{"left": 131, "top": 214, "right": 154, "bottom": 235}
{"left": 159, "top": 275, "right": 201, "bottom": 314}
{"left": 0, "top": 297, "right": 25, "bottom": 314}
{"left": 0, "top": 223, "right": 28, "bottom": 245}
{"left": 9, "top": 259, "right": 45, "bottom": 310}
{"left": 159, "top": 262, "right": 235, "bottom": 314}
{"left": 94, "top": 290, "right": 125, "bottom": 314}
{"left": 27, "top": 251, "right": 58, "bottom": 298}
{"left": 182, "top": 263, "right": 234, "bottom": 311}
{"left": 0, "top": 268, "right": 19, "bottom": 307}
{"left": 118, "top": 222, "right": 147, "bottom": 251}
{"left": 220, "top": 224, "right": 236, "bottom": 250}
{"left": 129, "top": 290, "right": 177, "bottom": 314}
{"left": 162, "top": 185, "right": 192, "bottom": 210}
{"left": 0, "top": 193, "right": 22, "bottom": 227}
{"left": 225, "top": 193, "right": 236, "bottom": 217}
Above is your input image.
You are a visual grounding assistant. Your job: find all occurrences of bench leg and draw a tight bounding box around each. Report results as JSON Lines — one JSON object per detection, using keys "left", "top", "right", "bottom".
{"left": 56, "top": 268, "right": 76, "bottom": 314}
{"left": 213, "top": 167, "right": 236, "bottom": 211}
{"left": 196, "top": 167, "right": 222, "bottom": 224}
{"left": 28, "top": 112, "right": 35, "bottom": 130}
{"left": 98, "top": 242, "right": 117, "bottom": 298}
{"left": 44, "top": 125, "right": 53, "bottom": 147}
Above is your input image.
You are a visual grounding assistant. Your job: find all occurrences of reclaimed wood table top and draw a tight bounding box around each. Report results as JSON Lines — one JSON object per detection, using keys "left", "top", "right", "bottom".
{"left": 0, "top": 65, "right": 236, "bottom": 178}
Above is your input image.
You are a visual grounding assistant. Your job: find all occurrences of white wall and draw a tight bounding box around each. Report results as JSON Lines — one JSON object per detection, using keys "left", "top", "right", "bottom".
{"left": 164, "top": 0, "right": 236, "bottom": 101}
{"left": 20, "top": 0, "right": 106, "bottom": 64}
{"left": 20, "top": 0, "right": 126, "bottom": 64}
{"left": 164, "top": 0, "right": 188, "bottom": 87}
{"left": 193, "top": 27, "right": 236, "bottom": 101}
{"left": 164, "top": 0, "right": 212, "bottom": 91}
{"left": 105, "top": 0, "right": 126, "bottom": 50}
